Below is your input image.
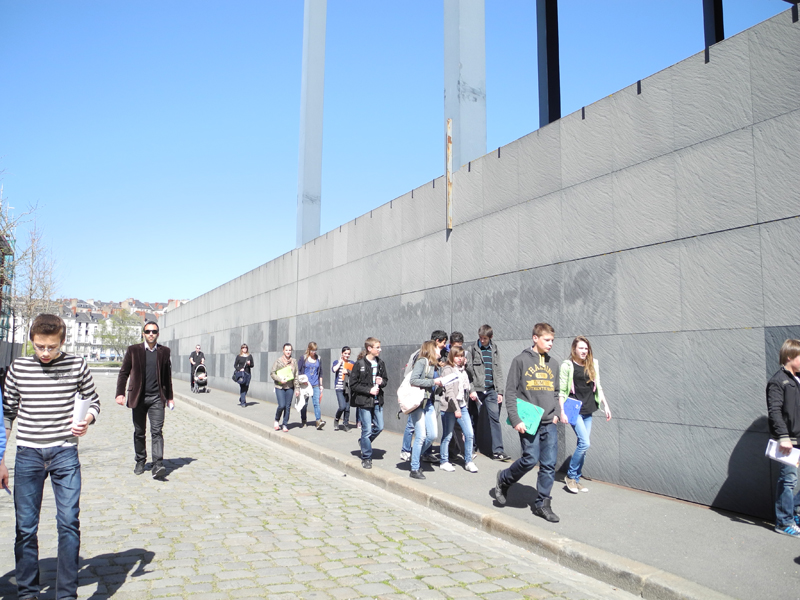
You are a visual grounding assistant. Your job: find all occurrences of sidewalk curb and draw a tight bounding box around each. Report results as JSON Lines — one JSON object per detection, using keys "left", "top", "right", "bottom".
{"left": 175, "top": 391, "right": 735, "bottom": 600}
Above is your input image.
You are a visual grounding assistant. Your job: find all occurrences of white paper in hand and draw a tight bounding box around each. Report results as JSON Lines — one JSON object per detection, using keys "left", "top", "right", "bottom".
{"left": 765, "top": 439, "right": 800, "bottom": 467}
{"left": 72, "top": 393, "right": 92, "bottom": 425}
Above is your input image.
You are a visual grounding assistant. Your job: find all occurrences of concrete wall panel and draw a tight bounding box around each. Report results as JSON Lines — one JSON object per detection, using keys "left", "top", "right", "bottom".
{"left": 672, "top": 34, "right": 752, "bottom": 149}
{"left": 519, "top": 264, "right": 564, "bottom": 334}
{"left": 560, "top": 105, "right": 614, "bottom": 188}
{"left": 679, "top": 228, "right": 764, "bottom": 330}
{"left": 561, "top": 254, "right": 617, "bottom": 337}
{"left": 749, "top": 10, "right": 800, "bottom": 123}
{"left": 611, "top": 70, "right": 675, "bottom": 171}
{"left": 560, "top": 175, "right": 615, "bottom": 260}
{"left": 483, "top": 143, "right": 519, "bottom": 215}
{"left": 760, "top": 218, "right": 800, "bottom": 327}
{"left": 675, "top": 127, "right": 757, "bottom": 238}
{"left": 612, "top": 154, "right": 678, "bottom": 249}
{"left": 517, "top": 191, "right": 563, "bottom": 270}
{"left": 517, "top": 120, "right": 561, "bottom": 203}
{"left": 616, "top": 244, "right": 681, "bottom": 334}
{"left": 452, "top": 160, "right": 483, "bottom": 226}
{"left": 753, "top": 109, "right": 800, "bottom": 223}
{"left": 481, "top": 206, "right": 519, "bottom": 278}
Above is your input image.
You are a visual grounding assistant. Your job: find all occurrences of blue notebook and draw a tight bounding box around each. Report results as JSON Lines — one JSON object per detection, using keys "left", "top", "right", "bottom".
{"left": 563, "top": 398, "right": 582, "bottom": 426}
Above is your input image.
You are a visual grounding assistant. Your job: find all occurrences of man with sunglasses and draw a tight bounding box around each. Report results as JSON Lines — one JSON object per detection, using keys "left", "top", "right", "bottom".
{"left": 115, "top": 320, "right": 174, "bottom": 479}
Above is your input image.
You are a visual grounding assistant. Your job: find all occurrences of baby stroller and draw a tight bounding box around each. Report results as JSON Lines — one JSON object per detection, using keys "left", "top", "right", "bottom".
{"left": 193, "top": 364, "right": 208, "bottom": 393}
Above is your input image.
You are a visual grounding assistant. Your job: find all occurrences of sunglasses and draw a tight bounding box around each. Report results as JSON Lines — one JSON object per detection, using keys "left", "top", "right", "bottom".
{"left": 144, "top": 329, "right": 159, "bottom": 335}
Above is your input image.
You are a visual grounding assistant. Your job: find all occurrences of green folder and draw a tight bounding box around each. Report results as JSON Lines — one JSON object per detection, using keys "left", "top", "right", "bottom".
{"left": 506, "top": 398, "right": 544, "bottom": 432}
{"left": 275, "top": 365, "right": 294, "bottom": 383}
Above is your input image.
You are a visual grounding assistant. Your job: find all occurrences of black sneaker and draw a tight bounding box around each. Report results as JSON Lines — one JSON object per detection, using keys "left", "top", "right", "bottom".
{"left": 533, "top": 500, "right": 560, "bottom": 523}
{"left": 152, "top": 464, "right": 166, "bottom": 480}
{"left": 409, "top": 470, "right": 426, "bottom": 480}
{"left": 421, "top": 453, "right": 438, "bottom": 463}
{"left": 361, "top": 459, "right": 372, "bottom": 469}
{"left": 341, "top": 422, "right": 350, "bottom": 433}
{"left": 134, "top": 461, "right": 146, "bottom": 476}
{"left": 495, "top": 470, "right": 508, "bottom": 506}
{"left": 493, "top": 452, "right": 512, "bottom": 462}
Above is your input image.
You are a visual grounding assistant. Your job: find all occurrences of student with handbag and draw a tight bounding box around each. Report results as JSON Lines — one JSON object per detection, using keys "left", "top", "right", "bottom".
{"left": 298, "top": 342, "right": 326, "bottom": 430}
{"left": 234, "top": 344, "right": 254, "bottom": 407}
{"left": 331, "top": 346, "right": 352, "bottom": 431}
{"left": 408, "top": 340, "right": 443, "bottom": 480}
{"left": 558, "top": 336, "right": 612, "bottom": 494}
{"left": 440, "top": 346, "right": 477, "bottom": 473}
{"left": 270, "top": 343, "right": 299, "bottom": 432}
{"left": 349, "top": 338, "right": 388, "bottom": 469}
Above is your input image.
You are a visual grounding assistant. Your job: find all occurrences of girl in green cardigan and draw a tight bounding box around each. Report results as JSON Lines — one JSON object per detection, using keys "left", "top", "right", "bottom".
{"left": 558, "top": 336, "right": 612, "bottom": 493}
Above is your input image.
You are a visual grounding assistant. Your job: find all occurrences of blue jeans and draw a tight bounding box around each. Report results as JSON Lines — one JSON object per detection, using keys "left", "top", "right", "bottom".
{"left": 441, "top": 409, "right": 474, "bottom": 465}
{"left": 335, "top": 390, "right": 350, "bottom": 423}
{"left": 479, "top": 389, "right": 505, "bottom": 454}
{"left": 358, "top": 405, "right": 384, "bottom": 459}
{"left": 239, "top": 383, "right": 249, "bottom": 405}
{"left": 15, "top": 445, "right": 81, "bottom": 600}
{"left": 410, "top": 398, "right": 438, "bottom": 471}
{"left": 274, "top": 388, "right": 293, "bottom": 426}
{"left": 776, "top": 461, "right": 800, "bottom": 527}
{"left": 499, "top": 421, "right": 557, "bottom": 508}
{"left": 567, "top": 414, "right": 593, "bottom": 481}
{"left": 402, "top": 412, "right": 436, "bottom": 456}
{"left": 300, "top": 386, "right": 322, "bottom": 421}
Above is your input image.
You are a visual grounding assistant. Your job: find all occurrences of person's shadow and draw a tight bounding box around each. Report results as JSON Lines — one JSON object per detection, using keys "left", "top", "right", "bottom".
{"left": 0, "top": 547, "right": 155, "bottom": 599}
{"left": 490, "top": 481, "right": 538, "bottom": 509}
{"left": 144, "top": 457, "right": 197, "bottom": 482}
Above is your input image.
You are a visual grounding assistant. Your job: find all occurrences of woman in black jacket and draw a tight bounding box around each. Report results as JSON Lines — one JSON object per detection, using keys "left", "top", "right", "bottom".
{"left": 349, "top": 337, "right": 388, "bottom": 469}
{"left": 234, "top": 344, "right": 254, "bottom": 407}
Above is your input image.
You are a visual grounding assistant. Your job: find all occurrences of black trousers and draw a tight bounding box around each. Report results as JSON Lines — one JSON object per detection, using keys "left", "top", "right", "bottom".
{"left": 132, "top": 394, "right": 165, "bottom": 465}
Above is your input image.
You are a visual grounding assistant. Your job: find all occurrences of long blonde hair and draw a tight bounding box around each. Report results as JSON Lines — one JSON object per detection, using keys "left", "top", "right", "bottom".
{"left": 304, "top": 341, "right": 318, "bottom": 360}
{"left": 418, "top": 340, "right": 439, "bottom": 365}
{"left": 571, "top": 336, "right": 596, "bottom": 383}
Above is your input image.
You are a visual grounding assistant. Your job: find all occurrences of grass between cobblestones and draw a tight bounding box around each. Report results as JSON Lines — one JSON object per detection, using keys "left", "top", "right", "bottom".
{"left": 0, "top": 376, "right": 637, "bottom": 599}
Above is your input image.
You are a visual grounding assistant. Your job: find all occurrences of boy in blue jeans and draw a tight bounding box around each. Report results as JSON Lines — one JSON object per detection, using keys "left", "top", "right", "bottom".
{"left": 766, "top": 338, "right": 800, "bottom": 537}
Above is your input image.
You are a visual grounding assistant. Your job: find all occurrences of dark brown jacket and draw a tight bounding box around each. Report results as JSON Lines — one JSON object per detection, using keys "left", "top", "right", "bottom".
{"left": 115, "top": 343, "right": 174, "bottom": 408}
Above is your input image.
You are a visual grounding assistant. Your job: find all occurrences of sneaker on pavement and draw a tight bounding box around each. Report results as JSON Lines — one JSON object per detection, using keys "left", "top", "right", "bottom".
{"left": 421, "top": 453, "right": 438, "bottom": 463}
{"left": 361, "top": 459, "right": 372, "bottom": 469}
{"left": 152, "top": 464, "right": 166, "bottom": 480}
{"left": 440, "top": 462, "right": 455, "bottom": 472}
{"left": 274, "top": 421, "right": 280, "bottom": 431}
{"left": 795, "top": 514, "right": 800, "bottom": 528}
{"left": 465, "top": 462, "right": 478, "bottom": 473}
{"left": 495, "top": 470, "right": 508, "bottom": 506}
{"left": 282, "top": 425, "right": 289, "bottom": 432}
{"left": 493, "top": 452, "right": 512, "bottom": 462}
{"left": 565, "top": 477, "right": 580, "bottom": 494}
{"left": 577, "top": 479, "right": 589, "bottom": 492}
{"left": 776, "top": 523, "right": 800, "bottom": 537}
{"left": 533, "top": 500, "right": 560, "bottom": 523}
{"left": 409, "top": 470, "right": 426, "bottom": 480}
{"left": 316, "top": 419, "right": 326, "bottom": 430}
{"left": 399, "top": 451, "right": 411, "bottom": 461}
{"left": 134, "top": 461, "right": 146, "bottom": 476}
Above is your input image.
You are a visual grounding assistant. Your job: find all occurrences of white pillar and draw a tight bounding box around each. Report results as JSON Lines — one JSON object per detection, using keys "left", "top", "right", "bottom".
{"left": 444, "top": 0, "right": 486, "bottom": 170}
{"left": 296, "top": 0, "right": 327, "bottom": 247}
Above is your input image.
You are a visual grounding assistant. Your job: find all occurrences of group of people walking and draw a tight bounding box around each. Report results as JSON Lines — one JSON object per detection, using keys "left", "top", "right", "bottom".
{"left": 221, "top": 324, "right": 615, "bottom": 526}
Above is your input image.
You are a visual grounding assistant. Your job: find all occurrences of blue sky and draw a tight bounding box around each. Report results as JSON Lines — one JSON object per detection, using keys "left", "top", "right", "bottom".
{"left": 0, "top": 1, "right": 788, "bottom": 303}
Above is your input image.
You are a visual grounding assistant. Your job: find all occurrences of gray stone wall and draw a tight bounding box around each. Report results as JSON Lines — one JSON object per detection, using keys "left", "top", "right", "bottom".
{"left": 162, "top": 11, "right": 800, "bottom": 519}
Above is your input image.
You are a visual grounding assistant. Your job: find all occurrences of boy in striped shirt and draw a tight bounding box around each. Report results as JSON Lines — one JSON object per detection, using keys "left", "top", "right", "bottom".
{"left": 0, "top": 313, "right": 100, "bottom": 600}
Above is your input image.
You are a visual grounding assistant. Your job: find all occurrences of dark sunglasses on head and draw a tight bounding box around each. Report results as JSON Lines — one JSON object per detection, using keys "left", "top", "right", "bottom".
{"left": 144, "top": 329, "right": 159, "bottom": 334}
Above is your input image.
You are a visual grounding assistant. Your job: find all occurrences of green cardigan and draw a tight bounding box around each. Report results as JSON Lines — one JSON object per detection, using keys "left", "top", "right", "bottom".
{"left": 558, "top": 359, "right": 605, "bottom": 408}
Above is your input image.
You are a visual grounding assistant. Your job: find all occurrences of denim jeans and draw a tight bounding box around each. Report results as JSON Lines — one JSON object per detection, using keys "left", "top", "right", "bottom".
{"left": 238, "top": 383, "right": 249, "bottom": 405}
{"left": 401, "top": 415, "right": 414, "bottom": 453}
{"left": 132, "top": 394, "right": 164, "bottom": 465}
{"left": 776, "top": 461, "right": 800, "bottom": 527}
{"left": 358, "top": 405, "right": 384, "bottom": 459}
{"left": 499, "top": 421, "right": 557, "bottom": 508}
{"left": 410, "top": 398, "right": 438, "bottom": 471}
{"left": 478, "top": 390, "right": 505, "bottom": 455}
{"left": 441, "top": 409, "right": 474, "bottom": 465}
{"left": 15, "top": 444, "right": 81, "bottom": 600}
{"left": 274, "top": 388, "right": 293, "bottom": 426}
{"left": 567, "top": 414, "right": 593, "bottom": 481}
{"left": 334, "top": 390, "right": 350, "bottom": 423}
{"left": 300, "top": 386, "right": 322, "bottom": 421}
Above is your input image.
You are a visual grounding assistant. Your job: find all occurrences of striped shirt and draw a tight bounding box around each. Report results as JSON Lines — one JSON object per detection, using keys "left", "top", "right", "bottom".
{"left": 3, "top": 353, "right": 100, "bottom": 448}
{"left": 481, "top": 344, "right": 494, "bottom": 389}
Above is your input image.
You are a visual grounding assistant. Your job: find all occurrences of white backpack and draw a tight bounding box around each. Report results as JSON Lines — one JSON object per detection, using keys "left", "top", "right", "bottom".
{"left": 397, "top": 358, "right": 426, "bottom": 414}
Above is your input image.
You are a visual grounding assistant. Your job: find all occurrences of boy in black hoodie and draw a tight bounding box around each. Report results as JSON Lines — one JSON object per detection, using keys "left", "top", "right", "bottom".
{"left": 766, "top": 338, "right": 800, "bottom": 537}
{"left": 495, "top": 322, "right": 561, "bottom": 522}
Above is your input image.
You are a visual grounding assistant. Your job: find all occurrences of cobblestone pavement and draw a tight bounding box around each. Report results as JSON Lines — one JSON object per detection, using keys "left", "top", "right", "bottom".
{"left": 0, "top": 374, "right": 638, "bottom": 600}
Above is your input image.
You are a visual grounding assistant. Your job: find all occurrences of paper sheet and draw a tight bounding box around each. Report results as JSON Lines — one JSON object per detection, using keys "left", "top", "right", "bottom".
{"left": 766, "top": 439, "right": 800, "bottom": 467}
{"left": 72, "top": 394, "right": 92, "bottom": 424}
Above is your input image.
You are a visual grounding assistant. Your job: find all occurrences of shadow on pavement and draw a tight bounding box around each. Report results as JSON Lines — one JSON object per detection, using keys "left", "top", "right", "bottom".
{"left": 0, "top": 547, "right": 155, "bottom": 599}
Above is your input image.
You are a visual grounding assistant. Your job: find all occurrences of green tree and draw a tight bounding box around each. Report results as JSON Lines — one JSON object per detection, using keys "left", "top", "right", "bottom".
{"left": 96, "top": 312, "right": 142, "bottom": 360}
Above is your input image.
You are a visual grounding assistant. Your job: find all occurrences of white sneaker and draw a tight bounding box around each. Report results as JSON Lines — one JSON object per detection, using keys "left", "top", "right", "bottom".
{"left": 399, "top": 451, "right": 411, "bottom": 461}
{"left": 465, "top": 462, "right": 478, "bottom": 473}
{"left": 440, "top": 462, "right": 455, "bottom": 472}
